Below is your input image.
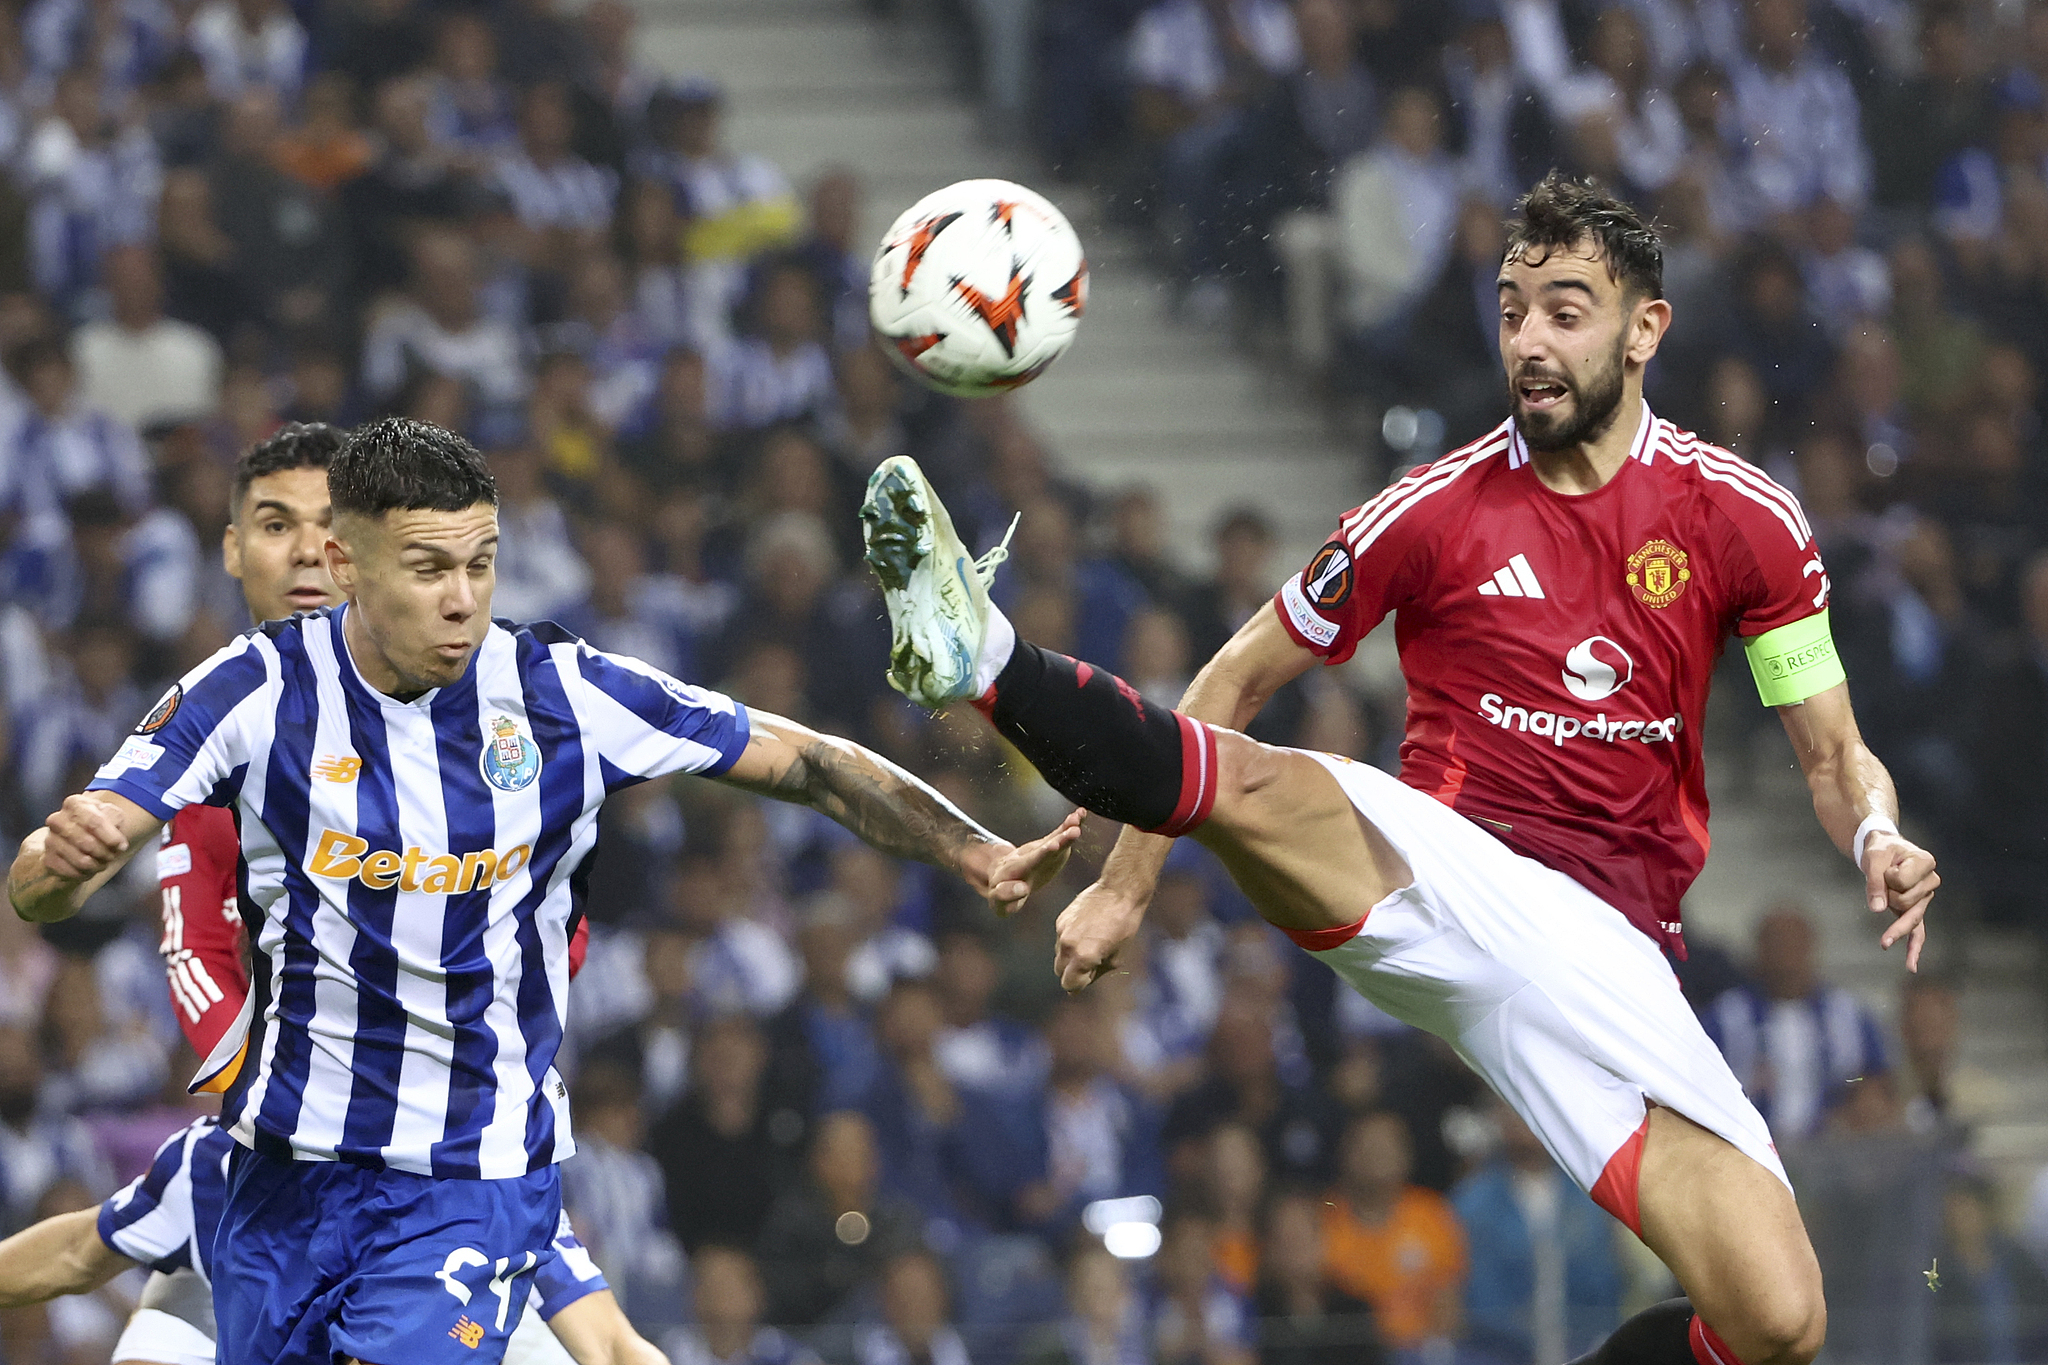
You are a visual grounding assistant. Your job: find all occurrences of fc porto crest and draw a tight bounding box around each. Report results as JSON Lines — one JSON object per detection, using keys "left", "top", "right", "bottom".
{"left": 1626, "top": 538, "right": 1691, "bottom": 609}
{"left": 480, "top": 714, "right": 541, "bottom": 792}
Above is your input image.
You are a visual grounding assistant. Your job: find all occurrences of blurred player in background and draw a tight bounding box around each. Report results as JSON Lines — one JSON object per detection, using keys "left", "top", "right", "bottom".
{"left": 9, "top": 418, "right": 1078, "bottom": 1365}
{"left": 0, "top": 423, "right": 657, "bottom": 1365}
{"left": 863, "top": 175, "right": 1940, "bottom": 1365}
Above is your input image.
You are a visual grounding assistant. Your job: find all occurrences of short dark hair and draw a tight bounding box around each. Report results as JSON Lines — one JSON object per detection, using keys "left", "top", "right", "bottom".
{"left": 1505, "top": 172, "right": 1663, "bottom": 301}
{"left": 230, "top": 422, "right": 346, "bottom": 516}
{"left": 329, "top": 417, "right": 498, "bottom": 518}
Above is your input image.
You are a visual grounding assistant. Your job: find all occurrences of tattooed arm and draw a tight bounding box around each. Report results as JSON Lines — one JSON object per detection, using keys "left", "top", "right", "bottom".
{"left": 717, "top": 710, "right": 1081, "bottom": 912}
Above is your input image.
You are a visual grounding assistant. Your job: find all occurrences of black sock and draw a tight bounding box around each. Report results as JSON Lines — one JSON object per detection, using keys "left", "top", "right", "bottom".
{"left": 979, "top": 641, "right": 1217, "bottom": 835}
{"left": 1570, "top": 1298, "right": 1696, "bottom": 1365}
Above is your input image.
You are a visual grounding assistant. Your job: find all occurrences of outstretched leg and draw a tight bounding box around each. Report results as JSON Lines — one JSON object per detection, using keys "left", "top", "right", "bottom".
{"left": 861, "top": 454, "right": 1405, "bottom": 935}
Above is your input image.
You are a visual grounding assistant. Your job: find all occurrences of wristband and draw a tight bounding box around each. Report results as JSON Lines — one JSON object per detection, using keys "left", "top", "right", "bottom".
{"left": 1853, "top": 813, "right": 1899, "bottom": 869}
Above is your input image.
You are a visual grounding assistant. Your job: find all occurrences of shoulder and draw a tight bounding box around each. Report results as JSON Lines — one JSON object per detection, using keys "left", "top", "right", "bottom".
{"left": 1342, "top": 421, "right": 1513, "bottom": 555}
{"left": 1644, "top": 419, "right": 1814, "bottom": 554}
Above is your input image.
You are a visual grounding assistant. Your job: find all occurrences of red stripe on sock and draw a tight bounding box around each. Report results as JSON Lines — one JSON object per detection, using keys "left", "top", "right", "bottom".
{"left": 1151, "top": 715, "right": 1219, "bottom": 837}
{"left": 1280, "top": 917, "right": 1368, "bottom": 951}
{"left": 1690, "top": 1315, "right": 1745, "bottom": 1365}
{"left": 1589, "top": 1112, "right": 1651, "bottom": 1236}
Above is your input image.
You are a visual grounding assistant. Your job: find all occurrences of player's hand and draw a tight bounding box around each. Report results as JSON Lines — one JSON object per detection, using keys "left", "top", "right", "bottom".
{"left": 39, "top": 794, "right": 132, "bottom": 884}
{"left": 1863, "top": 830, "right": 1938, "bottom": 972}
{"left": 966, "top": 810, "right": 1084, "bottom": 915}
{"left": 1054, "top": 877, "right": 1150, "bottom": 994}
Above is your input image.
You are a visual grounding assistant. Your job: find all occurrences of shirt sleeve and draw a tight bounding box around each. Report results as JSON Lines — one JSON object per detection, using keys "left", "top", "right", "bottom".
{"left": 85, "top": 634, "right": 272, "bottom": 821}
{"left": 532, "top": 1209, "right": 610, "bottom": 1320}
{"left": 571, "top": 640, "right": 751, "bottom": 784}
{"left": 96, "top": 1124, "right": 197, "bottom": 1272}
{"left": 157, "top": 806, "right": 250, "bottom": 1066}
{"left": 1271, "top": 467, "right": 1442, "bottom": 666}
{"left": 1722, "top": 472, "right": 1830, "bottom": 638}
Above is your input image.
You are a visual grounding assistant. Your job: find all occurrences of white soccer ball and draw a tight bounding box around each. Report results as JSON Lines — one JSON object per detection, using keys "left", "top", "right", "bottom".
{"left": 869, "top": 178, "right": 1088, "bottom": 398}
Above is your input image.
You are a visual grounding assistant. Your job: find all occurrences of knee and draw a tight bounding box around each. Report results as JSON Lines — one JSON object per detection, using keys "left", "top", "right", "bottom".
{"left": 1729, "top": 1278, "right": 1826, "bottom": 1365}
{"left": 1209, "top": 729, "right": 1287, "bottom": 818}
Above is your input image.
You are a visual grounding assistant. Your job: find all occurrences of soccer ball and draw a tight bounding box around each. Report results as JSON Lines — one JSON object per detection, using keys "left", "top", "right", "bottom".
{"left": 869, "top": 178, "right": 1088, "bottom": 398}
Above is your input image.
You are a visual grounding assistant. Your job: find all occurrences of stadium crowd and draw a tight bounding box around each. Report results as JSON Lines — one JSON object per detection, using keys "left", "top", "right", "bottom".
{"left": 0, "top": 0, "right": 2042, "bottom": 1359}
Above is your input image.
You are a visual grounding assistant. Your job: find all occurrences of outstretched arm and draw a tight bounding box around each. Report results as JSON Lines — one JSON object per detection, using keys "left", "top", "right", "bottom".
{"left": 1056, "top": 606, "right": 1317, "bottom": 990}
{"left": 9, "top": 791, "right": 164, "bottom": 924}
{"left": 719, "top": 710, "right": 1081, "bottom": 914}
{"left": 0, "top": 1209, "right": 133, "bottom": 1308}
{"left": 1779, "top": 681, "right": 1939, "bottom": 970}
{"left": 546, "top": 1289, "right": 669, "bottom": 1365}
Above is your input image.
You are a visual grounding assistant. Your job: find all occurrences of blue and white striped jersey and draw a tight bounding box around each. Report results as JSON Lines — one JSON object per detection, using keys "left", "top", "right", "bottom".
{"left": 97, "top": 1116, "right": 609, "bottom": 1314}
{"left": 97, "top": 1116, "right": 233, "bottom": 1284}
{"left": 86, "top": 606, "right": 751, "bottom": 1178}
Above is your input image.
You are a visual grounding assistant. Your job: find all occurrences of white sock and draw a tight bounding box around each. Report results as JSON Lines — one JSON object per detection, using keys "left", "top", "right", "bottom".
{"left": 972, "top": 602, "right": 1017, "bottom": 697}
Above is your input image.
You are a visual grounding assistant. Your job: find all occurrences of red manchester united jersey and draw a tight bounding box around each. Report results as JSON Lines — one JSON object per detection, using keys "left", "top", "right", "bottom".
{"left": 1273, "top": 407, "right": 1830, "bottom": 953}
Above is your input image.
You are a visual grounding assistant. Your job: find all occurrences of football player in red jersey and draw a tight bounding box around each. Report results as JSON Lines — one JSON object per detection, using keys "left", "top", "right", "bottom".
{"left": 863, "top": 174, "right": 1939, "bottom": 1365}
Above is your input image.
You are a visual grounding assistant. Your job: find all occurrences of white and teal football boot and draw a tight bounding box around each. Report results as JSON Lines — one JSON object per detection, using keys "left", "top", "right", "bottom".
{"left": 860, "top": 456, "right": 1017, "bottom": 709}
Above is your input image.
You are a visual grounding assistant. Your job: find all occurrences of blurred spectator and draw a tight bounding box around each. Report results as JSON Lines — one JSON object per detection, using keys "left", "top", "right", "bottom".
{"left": 494, "top": 81, "right": 618, "bottom": 248}
{"left": 1702, "top": 904, "right": 1890, "bottom": 1140}
{"left": 1147, "top": 1209, "right": 1255, "bottom": 1365}
{"left": 340, "top": 75, "right": 469, "bottom": 298}
{"left": 1969, "top": 550, "right": 2048, "bottom": 932}
{"left": 488, "top": 441, "right": 591, "bottom": 623}
{"left": 668, "top": 1246, "right": 824, "bottom": 1365}
{"left": 1799, "top": 196, "right": 1889, "bottom": 341}
{"left": 649, "top": 1011, "right": 798, "bottom": 1253}
{"left": 933, "top": 929, "right": 1046, "bottom": 1101}
{"left": 1319, "top": 1110, "right": 1466, "bottom": 1352}
{"left": 361, "top": 228, "right": 528, "bottom": 411}
{"left": 1020, "top": 1241, "right": 1148, "bottom": 1365}
{"left": 673, "top": 852, "right": 801, "bottom": 1020}
{"left": 708, "top": 261, "right": 834, "bottom": 433}
{"left": 1252, "top": 1191, "right": 1383, "bottom": 1365}
{"left": 1128, "top": 0, "right": 1299, "bottom": 298}
{"left": 1934, "top": 1174, "right": 2048, "bottom": 1365}
{"left": 1164, "top": 999, "right": 1338, "bottom": 1189}
{"left": 1332, "top": 85, "right": 1458, "bottom": 338}
{"left": 834, "top": 845, "right": 937, "bottom": 1004}
{"left": 1033, "top": 995, "right": 1162, "bottom": 1227}
{"left": 21, "top": 68, "right": 161, "bottom": 313}
{"left": 1867, "top": 3, "right": 1991, "bottom": 213}
{"left": 427, "top": 11, "right": 516, "bottom": 156}
{"left": 1450, "top": 1101, "right": 1622, "bottom": 1364}
{"left": 855, "top": 1250, "right": 973, "bottom": 1365}
{"left": 0, "top": 1021, "right": 109, "bottom": 1233}
{"left": 38, "top": 948, "right": 168, "bottom": 1114}
{"left": 1898, "top": 976, "right": 2003, "bottom": 1134}
{"left": 187, "top": 0, "right": 306, "bottom": 102}
{"left": 557, "top": 1064, "right": 690, "bottom": 1323}
{"left": 71, "top": 243, "right": 221, "bottom": 428}
{"left": 757, "top": 1109, "right": 927, "bottom": 1327}
{"left": 1202, "top": 1122, "right": 1264, "bottom": 1295}
{"left": 272, "top": 72, "right": 375, "bottom": 194}
{"left": 1726, "top": 0, "right": 1870, "bottom": 215}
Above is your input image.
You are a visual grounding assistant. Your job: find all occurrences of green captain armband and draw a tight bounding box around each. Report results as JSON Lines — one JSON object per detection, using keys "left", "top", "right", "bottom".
{"left": 1744, "top": 609, "right": 1847, "bottom": 707}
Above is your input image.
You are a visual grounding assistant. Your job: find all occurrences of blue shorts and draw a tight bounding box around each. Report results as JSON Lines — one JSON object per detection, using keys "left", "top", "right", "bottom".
{"left": 214, "top": 1144, "right": 562, "bottom": 1365}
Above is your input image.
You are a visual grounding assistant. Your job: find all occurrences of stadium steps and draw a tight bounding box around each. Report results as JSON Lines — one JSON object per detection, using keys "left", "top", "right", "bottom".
{"left": 631, "top": 0, "right": 2048, "bottom": 1201}
{"left": 630, "top": 0, "right": 1365, "bottom": 570}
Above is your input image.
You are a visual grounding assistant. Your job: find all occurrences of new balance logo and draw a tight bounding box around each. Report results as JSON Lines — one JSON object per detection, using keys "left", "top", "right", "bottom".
{"left": 1476, "top": 554, "right": 1546, "bottom": 599}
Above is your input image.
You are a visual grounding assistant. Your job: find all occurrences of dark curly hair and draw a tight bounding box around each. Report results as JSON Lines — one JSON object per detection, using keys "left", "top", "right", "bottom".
{"left": 329, "top": 417, "right": 497, "bottom": 518}
{"left": 229, "top": 422, "right": 347, "bottom": 516}
{"left": 1505, "top": 172, "right": 1664, "bottom": 302}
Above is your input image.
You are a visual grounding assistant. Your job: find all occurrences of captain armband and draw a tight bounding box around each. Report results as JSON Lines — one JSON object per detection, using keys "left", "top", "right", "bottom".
{"left": 1744, "top": 609, "right": 1847, "bottom": 708}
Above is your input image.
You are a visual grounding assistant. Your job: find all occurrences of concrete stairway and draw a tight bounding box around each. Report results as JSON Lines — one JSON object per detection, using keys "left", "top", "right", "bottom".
{"left": 629, "top": 0, "right": 2048, "bottom": 1212}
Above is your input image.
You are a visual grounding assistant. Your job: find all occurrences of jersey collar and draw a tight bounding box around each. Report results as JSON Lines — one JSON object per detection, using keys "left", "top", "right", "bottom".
{"left": 1506, "top": 399, "right": 1657, "bottom": 473}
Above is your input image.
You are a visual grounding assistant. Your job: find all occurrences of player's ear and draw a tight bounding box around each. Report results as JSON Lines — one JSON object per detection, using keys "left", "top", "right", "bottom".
{"left": 1628, "top": 295, "right": 1672, "bottom": 364}
{"left": 222, "top": 521, "right": 242, "bottom": 583}
{"left": 324, "top": 527, "right": 356, "bottom": 593}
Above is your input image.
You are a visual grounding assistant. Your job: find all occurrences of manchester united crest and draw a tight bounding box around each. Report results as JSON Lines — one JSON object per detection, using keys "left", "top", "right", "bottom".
{"left": 480, "top": 714, "right": 541, "bottom": 792}
{"left": 1626, "top": 539, "right": 1691, "bottom": 608}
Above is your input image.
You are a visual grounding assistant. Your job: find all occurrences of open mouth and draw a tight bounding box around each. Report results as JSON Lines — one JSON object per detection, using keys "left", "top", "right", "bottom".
{"left": 1518, "top": 379, "right": 1569, "bottom": 410}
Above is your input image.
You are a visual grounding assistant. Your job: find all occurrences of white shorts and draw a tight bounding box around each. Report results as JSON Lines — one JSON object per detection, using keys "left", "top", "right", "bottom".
{"left": 113, "top": 1307, "right": 216, "bottom": 1365}
{"left": 1299, "top": 752, "right": 1786, "bottom": 1231}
